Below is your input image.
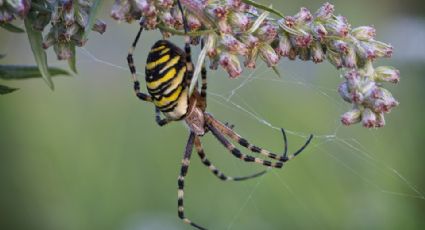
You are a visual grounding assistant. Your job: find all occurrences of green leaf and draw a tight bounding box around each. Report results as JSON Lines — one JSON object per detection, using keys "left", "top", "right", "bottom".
{"left": 0, "top": 65, "right": 69, "bottom": 80}
{"left": 82, "top": 0, "right": 102, "bottom": 41}
{"left": 0, "top": 85, "right": 19, "bottom": 95}
{"left": 272, "top": 66, "right": 281, "bottom": 78}
{"left": 24, "top": 16, "right": 54, "bottom": 90}
{"left": 241, "top": 0, "right": 285, "bottom": 18}
{"left": 68, "top": 44, "right": 78, "bottom": 74}
{"left": 0, "top": 23, "right": 25, "bottom": 33}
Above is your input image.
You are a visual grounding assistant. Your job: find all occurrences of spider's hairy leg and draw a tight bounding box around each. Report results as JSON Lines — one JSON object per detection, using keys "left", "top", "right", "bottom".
{"left": 177, "top": 132, "right": 207, "bottom": 230}
{"left": 176, "top": 0, "right": 194, "bottom": 85}
{"left": 127, "top": 19, "right": 152, "bottom": 102}
{"left": 155, "top": 108, "right": 170, "bottom": 126}
{"left": 206, "top": 114, "right": 313, "bottom": 162}
{"left": 194, "top": 137, "right": 266, "bottom": 181}
{"left": 198, "top": 38, "right": 208, "bottom": 111}
{"left": 207, "top": 123, "right": 283, "bottom": 168}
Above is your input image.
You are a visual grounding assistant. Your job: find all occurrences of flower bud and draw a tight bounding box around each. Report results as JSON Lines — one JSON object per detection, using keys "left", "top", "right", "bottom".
{"left": 32, "top": 12, "right": 51, "bottom": 31}
{"left": 160, "top": 11, "right": 175, "bottom": 27}
{"left": 295, "top": 33, "right": 313, "bottom": 47}
{"left": 187, "top": 14, "right": 202, "bottom": 31}
{"left": 329, "top": 40, "right": 349, "bottom": 54}
{"left": 326, "top": 51, "right": 343, "bottom": 69}
{"left": 324, "top": 15, "right": 350, "bottom": 37}
{"left": 352, "top": 26, "right": 376, "bottom": 41}
{"left": 91, "top": 19, "right": 106, "bottom": 34}
{"left": 156, "top": 0, "right": 174, "bottom": 9}
{"left": 54, "top": 42, "right": 72, "bottom": 60}
{"left": 298, "top": 47, "right": 310, "bottom": 61}
{"left": 370, "top": 40, "right": 393, "bottom": 58}
{"left": 7, "top": 0, "right": 30, "bottom": 18}
{"left": 288, "top": 47, "right": 298, "bottom": 60}
{"left": 244, "top": 46, "right": 259, "bottom": 69}
{"left": 356, "top": 41, "right": 376, "bottom": 60}
{"left": 63, "top": 1, "right": 75, "bottom": 26}
{"left": 311, "top": 22, "right": 327, "bottom": 41}
{"left": 341, "top": 108, "right": 361, "bottom": 126}
{"left": 228, "top": 11, "right": 250, "bottom": 31}
{"left": 375, "top": 112, "right": 385, "bottom": 127}
{"left": 218, "top": 19, "right": 232, "bottom": 33}
{"left": 369, "top": 88, "right": 399, "bottom": 113}
{"left": 315, "top": 2, "right": 334, "bottom": 20}
{"left": 338, "top": 82, "right": 352, "bottom": 103}
{"left": 259, "top": 43, "right": 279, "bottom": 67}
{"left": 0, "top": 9, "right": 14, "bottom": 23}
{"left": 311, "top": 41, "right": 325, "bottom": 63}
{"left": 362, "top": 108, "right": 377, "bottom": 128}
{"left": 206, "top": 34, "right": 218, "bottom": 57}
{"left": 221, "top": 34, "right": 248, "bottom": 55}
{"left": 374, "top": 66, "right": 400, "bottom": 83}
{"left": 344, "top": 70, "right": 361, "bottom": 89}
{"left": 238, "top": 34, "right": 259, "bottom": 48}
{"left": 64, "top": 24, "right": 80, "bottom": 41}
{"left": 76, "top": 5, "right": 89, "bottom": 27}
{"left": 255, "top": 22, "right": 278, "bottom": 43}
{"left": 219, "top": 52, "right": 242, "bottom": 78}
{"left": 294, "top": 7, "right": 312, "bottom": 24}
{"left": 343, "top": 46, "right": 357, "bottom": 68}
{"left": 171, "top": 6, "right": 183, "bottom": 29}
{"left": 274, "top": 33, "right": 291, "bottom": 57}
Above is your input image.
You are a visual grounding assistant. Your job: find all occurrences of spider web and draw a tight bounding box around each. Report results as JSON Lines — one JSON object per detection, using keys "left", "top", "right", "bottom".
{"left": 76, "top": 46, "right": 424, "bottom": 229}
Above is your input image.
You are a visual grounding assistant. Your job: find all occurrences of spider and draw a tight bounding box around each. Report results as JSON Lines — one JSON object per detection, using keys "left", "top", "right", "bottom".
{"left": 126, "top": 1, "right": 313, "bottom": 229}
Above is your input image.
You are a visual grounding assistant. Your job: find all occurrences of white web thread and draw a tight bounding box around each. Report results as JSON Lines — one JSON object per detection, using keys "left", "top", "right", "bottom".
{"left": 77, "top": 47, "right": 425, "bottom": 229}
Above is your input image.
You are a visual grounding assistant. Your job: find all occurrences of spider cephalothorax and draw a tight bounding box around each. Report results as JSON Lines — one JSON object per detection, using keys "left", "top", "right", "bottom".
{"left": 126, "top": 1, "right": 313, "bottom": 229}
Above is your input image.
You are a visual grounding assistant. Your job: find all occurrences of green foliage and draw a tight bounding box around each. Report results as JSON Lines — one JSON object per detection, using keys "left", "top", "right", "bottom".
{"left": 0, "top": 84, "right": 18, "bottom": 94}
{"left": 0, "top": 65, "right": 69, "bottom": 80}
{"left": 0, "top": 64, "right": 69, "bottom": 95}
{"left": 0, "top": 23, "right": 25, "bottom": 33}
{"left": 82, "top": 0, "right": 102, "bottom": 41}
{"left": 24, "top": 16, "right": 54, "bottom": 89}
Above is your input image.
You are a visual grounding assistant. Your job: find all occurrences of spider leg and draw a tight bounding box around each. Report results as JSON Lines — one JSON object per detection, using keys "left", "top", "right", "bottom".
{"left": 177, "top": 132, "right": 206, "bottom": 230}
{"left": 176, "top": 0, "right": 194, "bottom": 86}
{"left": 207, "top": 123, "right": 283, "bottom": 168}
{"left": 194, "top": 137, "right": 266, "bottom": 181}
{"left": 198, "top": 38, "right": 208, "bottom": 111}
{"left": 127, "top": 19, "right": 152, "bottom": 102}
{"left": 206, "top": 114, "right": 313, "bottom": 162}
{"left": 155, "top": 107, "right": 170, "bottom": 127}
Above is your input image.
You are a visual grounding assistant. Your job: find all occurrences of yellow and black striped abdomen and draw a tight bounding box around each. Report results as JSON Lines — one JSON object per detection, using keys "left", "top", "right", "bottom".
{"left": 145, "top": 40, "right": 189, "bottom": 120}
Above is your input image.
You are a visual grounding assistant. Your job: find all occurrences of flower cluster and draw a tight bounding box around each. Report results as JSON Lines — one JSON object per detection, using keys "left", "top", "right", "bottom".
{"left": 1, "top": 0, "right": 106, "bottom": 60}
{"left": 110, "top": 0, "right": 400, "bottom": 128}
{"left": 39, "top": 0, "right": 106, "bottom": 60}
{"left": 0, "top": 0, "right": 30, "bottom": 23}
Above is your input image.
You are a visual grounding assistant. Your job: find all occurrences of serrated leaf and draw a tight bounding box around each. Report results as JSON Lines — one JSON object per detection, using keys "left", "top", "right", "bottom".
{"left": 82, "top": 0, "right": 102, "bottom": 41}
{"left": 0, "top": 85, "right": 19, "bottom": 95}
{"left": 68, "top": 44, "right": 77, "bottom": 74}
{"left": 241, "top": 0, "right": 285, "bottom": 18}
{"left": 0, "top": 23, "right": 25, "bottom": 33}
{"left": 0, "top": 65, "right": 69, "bottom": 80}
{"left": 24, "top": 16, "right": 54, "bottom": 90}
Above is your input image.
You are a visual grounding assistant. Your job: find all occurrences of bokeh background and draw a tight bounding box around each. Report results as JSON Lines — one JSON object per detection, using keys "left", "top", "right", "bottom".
{"left": 1, "top": 0, "right": 425, "bottom": 229}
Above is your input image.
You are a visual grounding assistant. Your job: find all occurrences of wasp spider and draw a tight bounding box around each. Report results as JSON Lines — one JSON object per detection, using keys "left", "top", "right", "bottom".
{"left": 126, "top": 1, "right": 313, "bottom": 229}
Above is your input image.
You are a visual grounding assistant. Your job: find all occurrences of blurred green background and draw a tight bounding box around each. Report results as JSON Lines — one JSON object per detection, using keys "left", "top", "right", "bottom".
{"left": 1, "top": 0, "right": 425, "bottom": 229}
